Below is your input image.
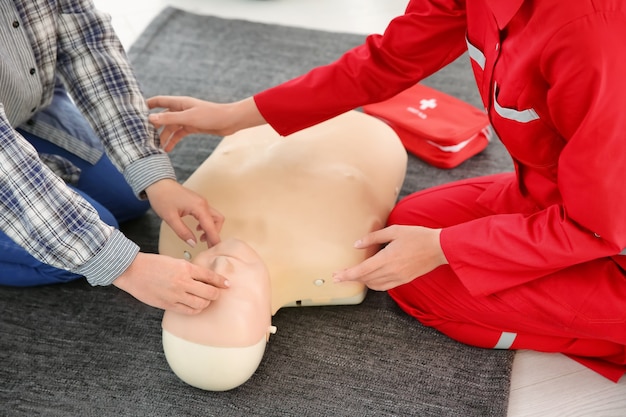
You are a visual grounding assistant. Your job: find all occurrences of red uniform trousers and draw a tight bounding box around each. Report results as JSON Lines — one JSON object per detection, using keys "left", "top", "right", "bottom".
{"left": 387, "top": 173, "right": 626, "bottom": 382}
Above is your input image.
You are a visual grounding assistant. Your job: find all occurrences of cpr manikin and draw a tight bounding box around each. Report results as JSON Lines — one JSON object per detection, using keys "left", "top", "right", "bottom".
{"left": 162, "top": 238, "right": 275, "bottom": 391}
{"left": 159, "top": 110, "right": 407, "bottom": 390}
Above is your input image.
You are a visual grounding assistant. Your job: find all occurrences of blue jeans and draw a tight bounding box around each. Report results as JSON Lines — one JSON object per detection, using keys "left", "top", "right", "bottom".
{"left": 0, "top": 92, "right": 150, "bottom": 286}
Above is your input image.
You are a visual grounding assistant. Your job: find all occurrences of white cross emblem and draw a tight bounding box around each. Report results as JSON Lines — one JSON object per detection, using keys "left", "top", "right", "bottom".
{"left": 419, "top": 98, "right": 437, "bottom": 110}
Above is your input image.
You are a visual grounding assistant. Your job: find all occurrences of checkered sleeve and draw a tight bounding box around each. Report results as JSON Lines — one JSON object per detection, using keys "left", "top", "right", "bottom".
{"left": 0, "top": 111, "right": 139, "bottom": 285}
{"left": 54, "top": 0, "right": 176, "bottom": 197}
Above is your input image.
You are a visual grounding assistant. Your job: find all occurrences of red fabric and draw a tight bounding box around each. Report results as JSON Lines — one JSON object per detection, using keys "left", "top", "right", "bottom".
{"left": 254, "top": 0, "right": 469, "bottom": 136}
{"left": 362, "top": 83, "right": 491, "bottom": 168}
{"left": 387, "top": 174, "right": 626, "bottom": 382}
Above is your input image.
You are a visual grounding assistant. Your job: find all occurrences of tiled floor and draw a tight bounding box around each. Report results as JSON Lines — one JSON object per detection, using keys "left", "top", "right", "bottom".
{"left": 92, "top": 1, "right": 626, "bottom": 416}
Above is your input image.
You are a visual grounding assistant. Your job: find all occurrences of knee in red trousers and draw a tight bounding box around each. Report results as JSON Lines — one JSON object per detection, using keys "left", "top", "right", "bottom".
{"left": 388, "top": 266, "right": 626, "bottom": 382}
{"left": 385, "top": 175, "right": 626, "bottom": 381}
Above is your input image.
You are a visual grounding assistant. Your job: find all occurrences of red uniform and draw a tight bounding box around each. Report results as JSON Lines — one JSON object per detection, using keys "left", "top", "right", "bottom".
{"left": 254, "top": 0, "right": 626, "bottom": 381}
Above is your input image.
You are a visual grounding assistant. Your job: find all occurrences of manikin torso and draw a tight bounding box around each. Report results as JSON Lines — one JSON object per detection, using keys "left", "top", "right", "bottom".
{"left": 160, "top": 110, "right": 407, "bottom": 390}
{"left": 160, "top": 110, "right": 408, "bottom": 314}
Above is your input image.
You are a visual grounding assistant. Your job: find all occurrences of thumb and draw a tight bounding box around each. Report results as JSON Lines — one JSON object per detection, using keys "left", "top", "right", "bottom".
{"left": 354, "top": 227, "right": 395, "bottom": 249}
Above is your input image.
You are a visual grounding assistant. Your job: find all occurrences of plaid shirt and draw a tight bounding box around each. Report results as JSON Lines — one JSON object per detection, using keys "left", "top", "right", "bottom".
{"left": 0, "top": 0, "right": 176, "bottom": 285}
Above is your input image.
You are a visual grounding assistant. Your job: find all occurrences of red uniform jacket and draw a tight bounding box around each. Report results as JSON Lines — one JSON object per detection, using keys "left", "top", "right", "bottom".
{"left": 254, "top": 0, "right": 626, "bottom": 296}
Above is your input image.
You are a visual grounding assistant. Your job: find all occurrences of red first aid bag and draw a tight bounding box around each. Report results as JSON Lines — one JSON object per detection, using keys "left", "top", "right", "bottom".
{"left": 362, "top": 83, "right": 492, "bottom": 169}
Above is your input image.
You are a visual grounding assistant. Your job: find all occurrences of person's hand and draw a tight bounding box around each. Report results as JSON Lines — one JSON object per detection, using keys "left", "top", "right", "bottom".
{"left": 113, "top": 252, "right": 230, "bottom": 314}
{"left": 147, "top": 96, "right": 266, "bottom": 152}
{"left": 147, "top": 96, "right": 229, "bottom": 151}
{"left": 145, "top": 179, "right": 224, "bottom": 247}
{"left": 332, "top": 225, "right": 447, "bottom": 291}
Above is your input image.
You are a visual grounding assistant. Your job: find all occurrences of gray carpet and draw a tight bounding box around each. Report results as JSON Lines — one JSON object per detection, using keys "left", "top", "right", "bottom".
{"left": 0, "top": 7, "right": 515, "bottom": 417}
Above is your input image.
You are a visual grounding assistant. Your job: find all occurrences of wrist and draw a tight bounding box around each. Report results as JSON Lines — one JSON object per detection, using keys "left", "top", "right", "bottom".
{"left": 225, "top": 97, "right": 266, "bottom": 134}
{"left": 435, "top": 228, "right": 449, "bottom": 265}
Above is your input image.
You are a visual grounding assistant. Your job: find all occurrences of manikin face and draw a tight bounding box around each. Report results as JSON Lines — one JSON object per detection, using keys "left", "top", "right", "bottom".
{"left": 162, "top": 238, "right": 273, "bottom": 348}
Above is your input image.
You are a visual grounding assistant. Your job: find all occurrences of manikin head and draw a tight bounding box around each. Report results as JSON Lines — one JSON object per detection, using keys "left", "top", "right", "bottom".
{"left": 162, "top": 238, "right": 275, "bottom": 391}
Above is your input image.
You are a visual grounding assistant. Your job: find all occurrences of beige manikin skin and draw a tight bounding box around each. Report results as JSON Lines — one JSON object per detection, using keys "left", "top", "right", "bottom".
{"left": 159, "top": 110, "right": 408, "bottom": 315}
{"left": 159, "top": 111, "right": 407, "bottom": 391}
{"left": 162, "top": 238, "right": 275, "bottom": 391}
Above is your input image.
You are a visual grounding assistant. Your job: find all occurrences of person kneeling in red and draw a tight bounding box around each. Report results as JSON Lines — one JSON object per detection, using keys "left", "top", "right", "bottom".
{"left": 148, "top": 0, "right": 626, "bottom": 382}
